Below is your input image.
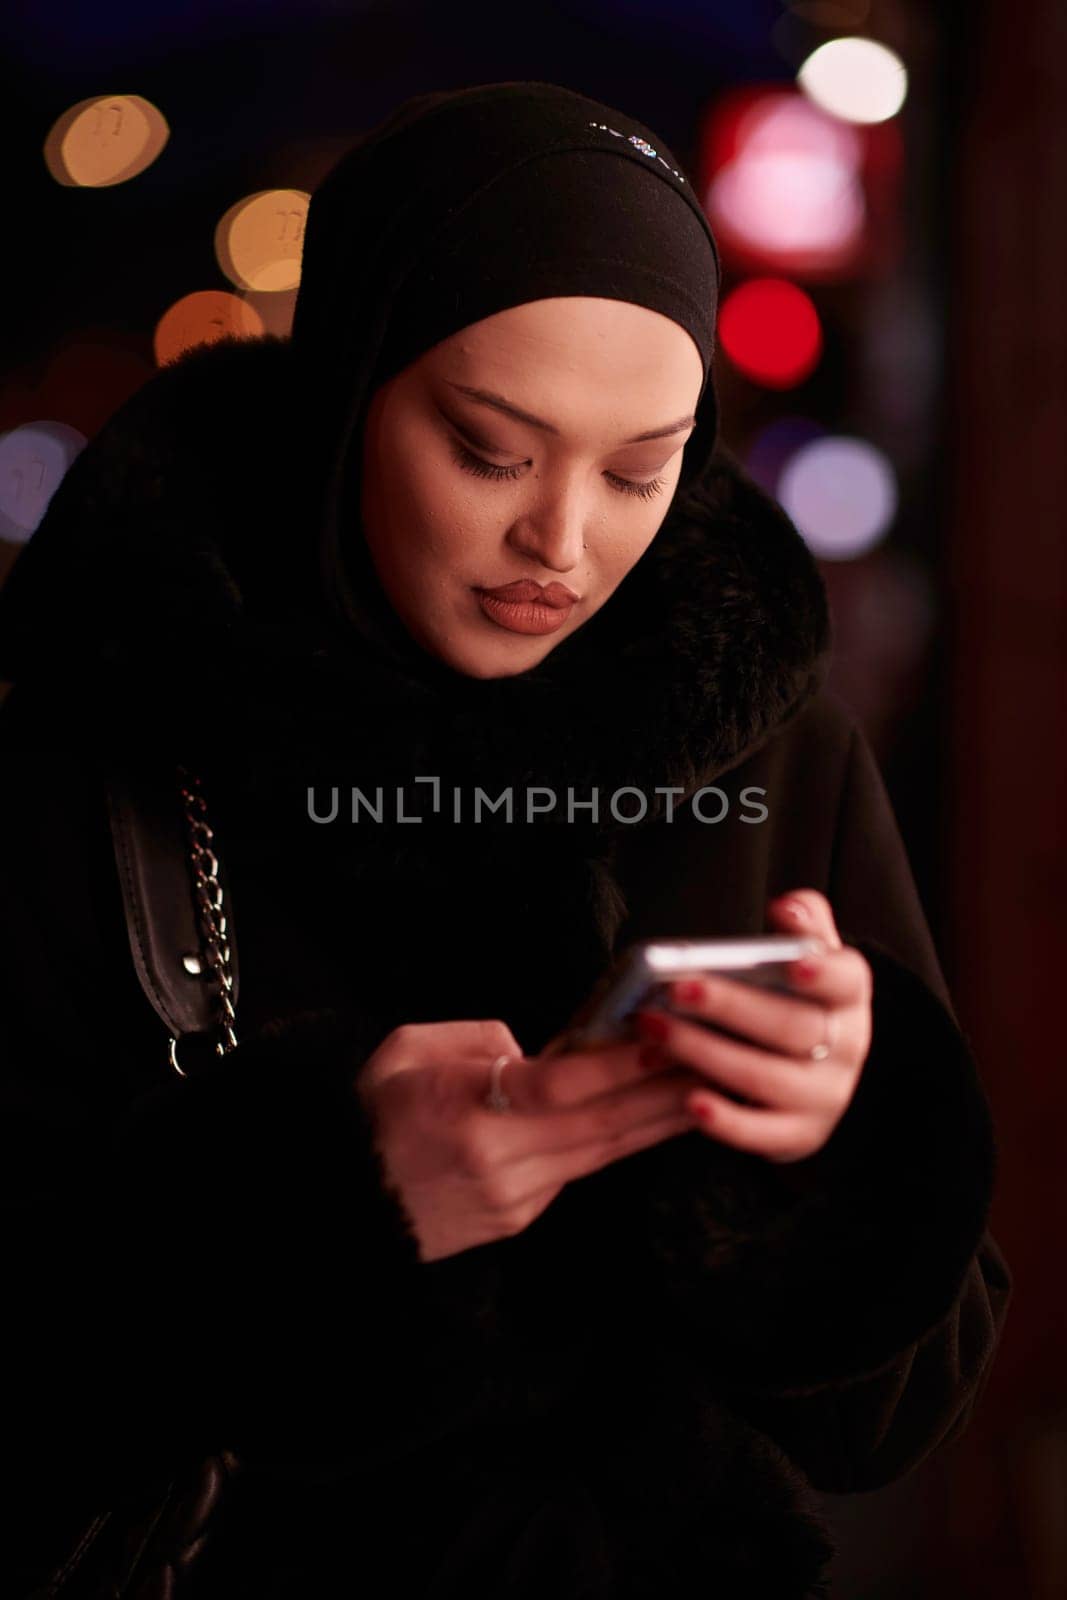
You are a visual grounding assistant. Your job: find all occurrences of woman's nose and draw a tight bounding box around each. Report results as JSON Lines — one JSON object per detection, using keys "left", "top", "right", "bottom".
{"left": 506, "top": 480, "right": 588, "bottom": 572}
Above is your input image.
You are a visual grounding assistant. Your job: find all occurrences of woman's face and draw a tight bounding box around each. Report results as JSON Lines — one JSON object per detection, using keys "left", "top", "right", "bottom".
{"left": 358, "top": 296, "right": 704, "bottom": 679}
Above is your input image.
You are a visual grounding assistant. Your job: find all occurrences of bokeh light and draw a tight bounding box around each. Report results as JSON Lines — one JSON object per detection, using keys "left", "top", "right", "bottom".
{"left": 215, "top": 190, "right": 309, "bottom": 292}
{"left": 154, "top": 291, "right": 265, "bottom": 367}
{"left": 2, "top": 338, "right": 152, "bottom": 440}
{"left": 798, "top": 37, "right": 908, "bottom": 125}
{"left": 0, "top": 423, "right": 86, "bottom": 541}
{"left": 44, "top": 95, "right": 169, "bottom": 187}
{"left": 718, "top": 279, "right": 823, "bottom": 388}
{"left": 777, "top": 434, "right": 897, "bottom": 557}
{"left": 705, "top": 91, "right": 866, "bottom": 271}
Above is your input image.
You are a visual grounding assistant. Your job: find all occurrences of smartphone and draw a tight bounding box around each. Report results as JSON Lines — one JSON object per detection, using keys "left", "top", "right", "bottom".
{"left": 540, "top": 935, "right": 825, "bottom": 1056}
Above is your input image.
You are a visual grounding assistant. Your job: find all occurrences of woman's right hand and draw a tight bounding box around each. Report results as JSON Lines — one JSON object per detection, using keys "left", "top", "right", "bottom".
{"left": 354, "top": 1019, "right": 701, "bottom": 1263}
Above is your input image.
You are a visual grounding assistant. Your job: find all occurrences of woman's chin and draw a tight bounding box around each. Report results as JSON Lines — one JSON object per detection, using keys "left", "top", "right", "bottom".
{"left": 446, "top": 641, "right": 553, "bottom": 680}
{"left": 412, "top": 620, "right": 561, "bottom": 680}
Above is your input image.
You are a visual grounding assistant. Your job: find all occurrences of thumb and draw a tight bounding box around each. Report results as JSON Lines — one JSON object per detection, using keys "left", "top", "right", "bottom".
{"left": 766, "top": 887, "right": 843, "bottom": 952}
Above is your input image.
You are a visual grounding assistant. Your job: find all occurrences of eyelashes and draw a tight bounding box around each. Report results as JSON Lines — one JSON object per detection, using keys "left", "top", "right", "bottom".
{"left": 449, "top": 441, "right": 667, "bottom": 502}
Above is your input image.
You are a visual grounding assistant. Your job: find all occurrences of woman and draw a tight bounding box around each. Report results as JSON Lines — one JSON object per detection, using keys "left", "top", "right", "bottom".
{"left": 1, "top": 82, "right": 1010, "bottom": 1598}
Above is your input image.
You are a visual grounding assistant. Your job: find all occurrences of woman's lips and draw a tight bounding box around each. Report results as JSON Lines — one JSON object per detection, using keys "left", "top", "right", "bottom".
{"left": 473, "top": 587, "right": 575, "bottom": 635}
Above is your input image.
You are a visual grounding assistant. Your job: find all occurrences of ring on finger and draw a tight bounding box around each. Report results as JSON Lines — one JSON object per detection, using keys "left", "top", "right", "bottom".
{"left": 808, "top": 1009, "right": 837, "bottom": 1063}
{"left": 484, "top": 1053, "right": 514, "bottom": 1113}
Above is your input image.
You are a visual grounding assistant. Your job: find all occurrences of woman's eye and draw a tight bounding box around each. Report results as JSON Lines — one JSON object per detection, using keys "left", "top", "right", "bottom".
{"left": 604, "top": 470, "right": 667, "bottom": 501}
{"left": 451, "top": 441, "right": 666, "bottom": 501}
{"left": 450, "top": 441, "right": 524, "bottom": 482}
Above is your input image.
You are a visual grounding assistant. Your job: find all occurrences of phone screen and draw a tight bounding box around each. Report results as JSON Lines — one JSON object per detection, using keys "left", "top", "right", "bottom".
{"left": 542, "top": 935, "right": 823, "bottom": 1055}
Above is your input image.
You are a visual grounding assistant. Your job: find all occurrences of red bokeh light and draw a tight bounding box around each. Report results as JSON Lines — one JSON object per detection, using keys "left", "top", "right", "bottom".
{"left": 718, "top": 278, "right": 823, "bottom": 389}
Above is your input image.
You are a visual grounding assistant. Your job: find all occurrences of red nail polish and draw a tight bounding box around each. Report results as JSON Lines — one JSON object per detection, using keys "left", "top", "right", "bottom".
{"left": 691, "top": 1098, "right": 715, "bottom": 1126}
{"left": 635, "top": 1010, "right": 670, "bottom": 1041}
{"left": 791, "top": 959, "right": 820, "bottom": 982}
{"left": 674, "top": 979, "right": 705, "bottom": 1004}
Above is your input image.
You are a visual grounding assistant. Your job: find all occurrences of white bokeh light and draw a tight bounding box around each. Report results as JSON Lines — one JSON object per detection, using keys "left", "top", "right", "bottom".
{"left": 709, "top": 151, "right": 864, "bottom": 255}
{"left": 798, "top": 37, "right": 908, "bottom": 126}
{"left": 778, "top": 435, "right": 897, "bottom": 558}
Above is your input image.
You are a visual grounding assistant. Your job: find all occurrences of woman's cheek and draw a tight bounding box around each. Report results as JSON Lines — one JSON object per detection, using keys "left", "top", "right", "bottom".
{"left": 435, "top": 483, "right": 507, "bottom": 559}
{"left": 398, "top": 455, "right": 457, "bottom": 544}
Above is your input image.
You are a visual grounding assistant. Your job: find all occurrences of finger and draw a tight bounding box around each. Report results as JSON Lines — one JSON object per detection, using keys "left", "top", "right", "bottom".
{"left": 458, "top": 1035, "right": 665, "bottom": 1122}
{"left": 493, "top": 1066, "right": 707, "bottom": 1166}
{"left": 685, "top": 1090, "right": 819, "bottom": 1163}
{"left": 515, "top": 1037, "right": 651, "bottom": 1111}
{"left": 783, "top": 946, "right": 871, "bottom": 1010}
{"left": 767, "top": 888, "right": 843, "bottom": 952}
{"left": 515, "top": 1101, "right": 699, "bottom": 1193}
{"left": 390, "top": 1017, "right": 525, "bottom": 1065}
{"left": 635, "top": 1013, "right": 840, "bottom": 1111}
{"left": 662, "top": 971, "right": 837, "bottom": 1059}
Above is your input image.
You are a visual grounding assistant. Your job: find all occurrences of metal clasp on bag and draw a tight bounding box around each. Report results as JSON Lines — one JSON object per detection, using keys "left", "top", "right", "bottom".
{"left": 168, "top": 1022, "right": 239, "bottom": 1079}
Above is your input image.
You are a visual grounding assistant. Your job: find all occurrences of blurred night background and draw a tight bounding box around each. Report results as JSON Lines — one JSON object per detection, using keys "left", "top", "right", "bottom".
{"left": 1, "top": 2, "right": 1063, "bottom": 1594}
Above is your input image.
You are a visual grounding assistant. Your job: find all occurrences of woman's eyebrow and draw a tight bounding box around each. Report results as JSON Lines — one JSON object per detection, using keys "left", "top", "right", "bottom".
{"left": 443, "top": 381, "right": 696, "bottom": 443}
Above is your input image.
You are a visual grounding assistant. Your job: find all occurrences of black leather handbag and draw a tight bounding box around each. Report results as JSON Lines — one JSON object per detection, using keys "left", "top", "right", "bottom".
{"left": 23, "top": 765, "right": 243, "bottom": 1599}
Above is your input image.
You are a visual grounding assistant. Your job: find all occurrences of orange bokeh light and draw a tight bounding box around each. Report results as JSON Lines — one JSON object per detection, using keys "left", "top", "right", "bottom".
{"left": 154, "top": 292, "right": 265, "bottom": 367}
{"left": 44, "top": 94, "right": 169, "bottom": 187}
{"left": 215, "top": 190, "right": 309, "bottom": 293}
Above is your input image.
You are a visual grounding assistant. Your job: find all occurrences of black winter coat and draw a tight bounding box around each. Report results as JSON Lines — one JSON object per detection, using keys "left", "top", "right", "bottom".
{"left": 0, "top": 336, "right": 1011, "bottom": 1598}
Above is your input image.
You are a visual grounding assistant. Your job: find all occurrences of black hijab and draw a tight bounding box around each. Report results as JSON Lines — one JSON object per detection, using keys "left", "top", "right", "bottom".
{"left": 287, "top": 80, "right": 723, "bottom": 685}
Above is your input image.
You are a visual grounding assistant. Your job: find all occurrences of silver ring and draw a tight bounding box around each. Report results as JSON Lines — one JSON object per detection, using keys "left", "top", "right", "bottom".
{"left": 484, "top": 1054, "right": 513, "bottom": 1113}
{"left": 809, "top": 1010, "right": 836, "bottom": 1062}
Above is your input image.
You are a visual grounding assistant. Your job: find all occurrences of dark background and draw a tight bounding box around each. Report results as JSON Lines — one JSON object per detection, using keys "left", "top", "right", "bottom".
{"left": 1, "top": 2, "right": 1062, "bottom": 1593}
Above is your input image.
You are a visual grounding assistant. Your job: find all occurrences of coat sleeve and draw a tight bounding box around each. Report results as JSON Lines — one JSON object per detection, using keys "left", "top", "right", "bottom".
{"left": 1, "top": 746, "right": 512, "bottom": 1514}
{"left": 501, "top": 714, "right": 1012, "bottom": 1495}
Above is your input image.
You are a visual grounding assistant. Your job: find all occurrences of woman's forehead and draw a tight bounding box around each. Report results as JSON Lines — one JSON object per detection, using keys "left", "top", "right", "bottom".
{"left": 418, "top": 302, "right": 704, "bottom": 418}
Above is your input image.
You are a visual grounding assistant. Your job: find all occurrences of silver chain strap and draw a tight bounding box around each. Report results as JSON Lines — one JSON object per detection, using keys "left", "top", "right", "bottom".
{"left": 169, "top": 765, "right": 239, "bottom": 1077}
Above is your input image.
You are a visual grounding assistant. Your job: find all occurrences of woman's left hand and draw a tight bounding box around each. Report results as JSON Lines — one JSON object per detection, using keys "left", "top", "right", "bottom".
{"left": 635, "top": 890, "right": 873, "bottom": 1164}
